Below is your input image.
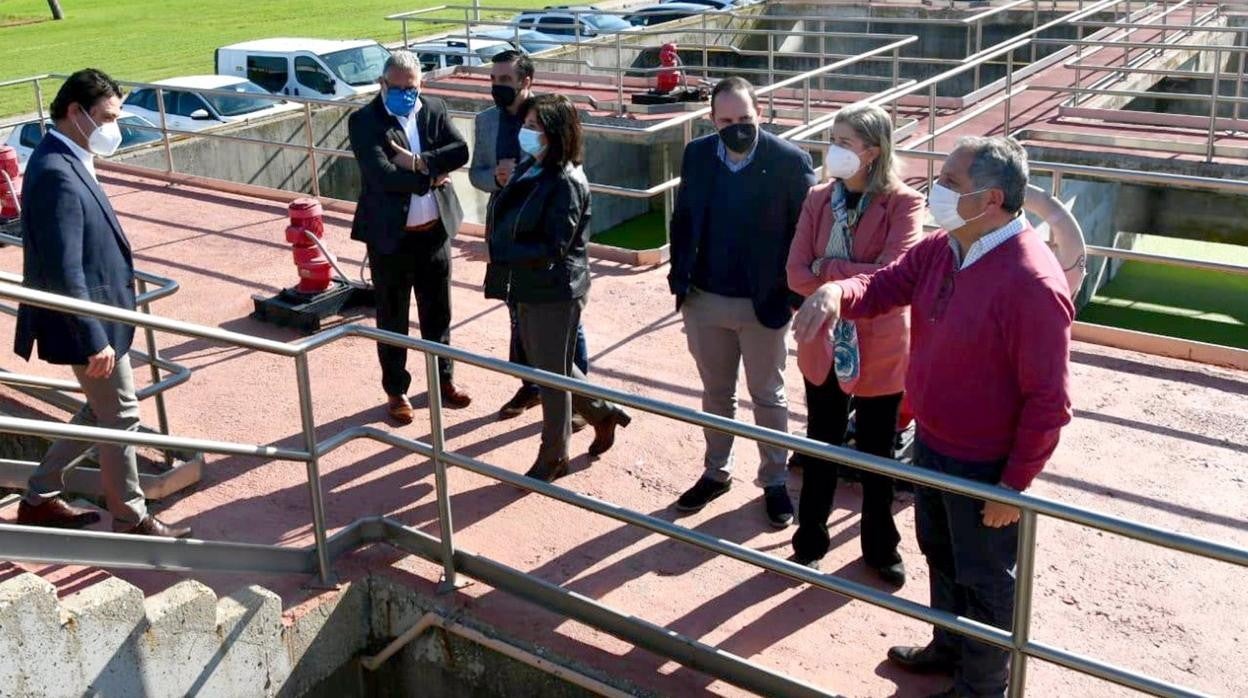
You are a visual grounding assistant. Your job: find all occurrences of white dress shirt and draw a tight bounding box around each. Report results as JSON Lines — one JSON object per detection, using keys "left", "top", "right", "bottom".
{"left": 393, "top": 101, "right": 440, "bottom": 228}
{"left": 950, "top": 215, "right": 1026, "bottom": 270}
{"left": 49, "top": 129, "right": 96, "bottom": 182}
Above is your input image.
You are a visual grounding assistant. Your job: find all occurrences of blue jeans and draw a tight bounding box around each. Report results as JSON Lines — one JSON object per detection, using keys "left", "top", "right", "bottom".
{"left": 509, "top": 302, "right": 588, "bottom": 390}
{"left": 914, "top": 439, "right": 1017, "bottom": 698}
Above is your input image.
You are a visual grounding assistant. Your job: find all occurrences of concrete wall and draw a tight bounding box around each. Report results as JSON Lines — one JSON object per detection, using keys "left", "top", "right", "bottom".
{"left": 1116, "top": 184, "right": 1248, "bottom": 246}
{"left": 114, "top": 103, "right": 652, "bottom": 239}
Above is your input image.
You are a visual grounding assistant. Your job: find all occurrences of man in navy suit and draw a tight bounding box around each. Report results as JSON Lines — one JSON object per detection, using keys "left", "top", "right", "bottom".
{"left": 668, "top": 77, "right": 817, "bottom": 526}
{"left": 13, "top": 69, "right": 190, "bottom": 538}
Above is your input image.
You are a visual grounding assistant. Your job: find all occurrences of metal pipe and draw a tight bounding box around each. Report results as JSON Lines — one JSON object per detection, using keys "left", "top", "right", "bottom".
{"left": 0, "top": 415, "right": 307, "bottom": 461}
{"left": 1007, "top": 511, "right": 1039, "bottom": 698}
{"left": 136, "top": 278, "right": 172, "bottom": 467}
{"left": 383, "top": 523, "right": 837, "bottom": 698}
{"left": 927, "top": 83, "right": 936, "bottom": 189}
{"left": 1085, "top": 244, "right": 1248, "bottom": 275}
{"left": 294, "top": 353, "right": 334, "bottom": 586}
{"left": 33, "top": 78, "right": 46, "bottom": 136}
{"left": 360, "top": 611, "right": 635, "bottom": 698}
{"left": 302, "top": 102, "right": 320, "bottom": 198}
{"left": 1005, "top": 50, "right": 1014, "bottom": 135}
{"left": 154, "top": 87, "right": 175, "bottom": 174}
{"left": 1208, "top": 48, "right": 1222, "bottom": 163}
{"left": 425, "top": 352, "right": 460, "bottom": 592}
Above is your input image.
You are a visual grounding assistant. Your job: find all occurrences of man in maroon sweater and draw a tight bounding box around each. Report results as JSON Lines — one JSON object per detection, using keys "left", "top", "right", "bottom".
{"left": 793, "top": 136, "right": 1073, "bottom": 698}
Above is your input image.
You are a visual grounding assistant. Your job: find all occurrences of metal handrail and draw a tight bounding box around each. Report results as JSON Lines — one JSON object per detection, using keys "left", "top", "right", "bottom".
{"left": 0, "top": 232, "right": 188, "bottom": 443}
{"left": 0, "top": 272, "right": 1244, "bottom": 697}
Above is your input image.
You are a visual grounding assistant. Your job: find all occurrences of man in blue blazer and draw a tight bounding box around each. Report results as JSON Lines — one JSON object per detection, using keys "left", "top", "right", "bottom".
{"left": 668, "top": 77, "right": 817, "bottom": 527}
{"left": 13, "top": 69, "right": 190, "bottom": 538}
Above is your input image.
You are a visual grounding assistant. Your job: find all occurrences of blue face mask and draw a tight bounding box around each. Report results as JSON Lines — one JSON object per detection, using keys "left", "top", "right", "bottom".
{"left": 384, "top": 86, "right": 419, "bottom": 116}
{"left": 518, "top": 127, "right": 544, "bottom": 158}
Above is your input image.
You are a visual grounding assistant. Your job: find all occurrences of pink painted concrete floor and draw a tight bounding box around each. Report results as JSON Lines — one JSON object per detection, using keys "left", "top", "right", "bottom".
{"left": 0, "top": 172, "right": 1245, "bottom": 697}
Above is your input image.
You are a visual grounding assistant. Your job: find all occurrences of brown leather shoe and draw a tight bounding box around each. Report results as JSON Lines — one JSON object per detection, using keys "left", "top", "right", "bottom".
{"left": 16, "top": 498, "right": 101, "bottom": 529}
{"left": 588, "top": 408, "right": 632, "bottom": 457}
{"left": 440, "top": 381, "right": 472, "bottom": 409}
{"left": 498, "top": 385, "right": 541, "bottom": 419}
{"left": 120, "top": 515, "right": 192, "bottom": 539}
{"left": 524, "top": 457, "right": 569, "bottom": 483}
{"left": 387, "top": 395, "right": 415, "bottom": 425}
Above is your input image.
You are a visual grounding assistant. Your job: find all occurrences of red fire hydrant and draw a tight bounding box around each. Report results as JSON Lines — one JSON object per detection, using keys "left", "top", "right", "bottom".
{"left": 285, "top": 198, "right": 334, "bottom": 294}
{"left": 657, "top": 43, "right": 682, "bottom": 95}
{"left": 0, "top": 145, "right": 20, "bottom": 220}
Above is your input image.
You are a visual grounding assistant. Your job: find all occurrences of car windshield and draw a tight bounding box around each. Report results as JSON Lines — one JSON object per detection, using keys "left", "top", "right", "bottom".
{"left": 582, "top": 14, "right": 631, "bottom": 31}
{"left": 117, "top": 116, "right": 162, "bottom": 147}
{"left": 201, "top": 81, "right": 282, "bottom": 117}
{"left": 322, "top": 44, "right": 391, "bottom": 86}
{"left": 474, "top": 43, "right": 511, "bottom": 60}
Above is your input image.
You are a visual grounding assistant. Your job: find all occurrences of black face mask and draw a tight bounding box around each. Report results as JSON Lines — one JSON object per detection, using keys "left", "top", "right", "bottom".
{"left": 491, "top": 84, "right": 517, "bottom": 110}
{"left": 718, "top": 123, "right": 757, "bottom": 154}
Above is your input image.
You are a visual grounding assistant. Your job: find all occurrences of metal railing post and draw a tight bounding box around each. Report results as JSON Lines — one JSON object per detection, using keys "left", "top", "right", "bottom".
{"left": 927, "top": 83, "right": 937, "bottom": 189}
{"left": 33, "top": 78, "right": 47, "bottom": 135}
{"left": 702, "top": 12, "right": 710, "bottom": 81}
{"left": 1052, "top": 170, "right": 1064, "bottom": 198}
{"left": 767, "top": 33, "right": 776, "bottom": 118}
{"left": 1073, "top": 24, "right": 1085, "bottom": 106}
{"left": 294, "top": 353, "right": 334, "bottom": 587}
{"left": 136, "top": 279, "right": 172, "bottom": 466}
{"left": 1005, "top": 50, "right": 1014, "bottom": 135}
{"left": 974, "top": 20, "right": 984, "bottom": 91}
{"left": 1236, "top": 51, "right": 1244, "bottom": 123}
{"left": 1031, "top": 0, "right": 1039, "bottom": 64}
{"left": 303, "top": 103, "right": 321, "bottom": 199}
{"left": 402, "top": 19, "right": 410, "bottom": 48}
{"left": 616, "top": 33, "right": 625, "bottom": 114}
{"left": 155, "top": 87, "right": 175, "bottom": 174}
{"left": 1207, "top": 48, "right": 1222, "bottom": 163}
{"left": 803, "top": 78, "right": 812, "bottom": 126}
{"left": 1007, "top": 510, "right": 1039, "bottom": 698}
{"left": 891, "top": 47, "right": 900, "bottom": 128}
{"left": 425, "top": 352, "right": 464, "bottom": 593}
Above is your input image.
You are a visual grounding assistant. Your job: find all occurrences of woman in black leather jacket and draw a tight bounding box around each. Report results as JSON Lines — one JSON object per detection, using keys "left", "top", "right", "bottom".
{"left": 483, "top": 94, "right": 631, "bottom": 482}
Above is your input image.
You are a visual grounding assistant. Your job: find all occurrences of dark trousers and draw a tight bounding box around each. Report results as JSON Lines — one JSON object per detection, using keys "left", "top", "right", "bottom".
{"left": 509, "top": 302, "right": 588, "bottom": 391}
{"left": 793, "top": 377, "right": 902, "bottom": 566}
{"left": 516, "top": 298, "right": 615, "bottom": 462}
{"left": 369, "top": 226, "right": 453, "bottom": 397}
{"left": 914, "top": 438, "right": 1017, "bottom": 698}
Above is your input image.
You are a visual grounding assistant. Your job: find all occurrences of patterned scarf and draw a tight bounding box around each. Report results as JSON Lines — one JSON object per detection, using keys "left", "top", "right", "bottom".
{"left": 824, "top": 182, "right": 871, "bottom": 385}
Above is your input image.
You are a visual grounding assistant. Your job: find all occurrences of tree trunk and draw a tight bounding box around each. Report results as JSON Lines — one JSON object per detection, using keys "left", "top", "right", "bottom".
{"left": 47, "top": 0, "right": 65, "bottom": 20}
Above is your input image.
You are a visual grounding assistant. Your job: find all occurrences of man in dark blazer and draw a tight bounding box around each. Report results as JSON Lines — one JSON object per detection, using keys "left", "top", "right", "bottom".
{"left": 14, "top": 69, "right": 190, "bottom": 538}
{"left": 667, "top": 77, "right": 817, "bottom": 527}
{"left": 349, "top": 50, "right": 471, "bottom": 424}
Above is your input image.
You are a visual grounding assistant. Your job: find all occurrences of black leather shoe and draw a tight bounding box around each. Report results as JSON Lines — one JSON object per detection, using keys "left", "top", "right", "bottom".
{"left": 872, "top": 560, "right": 907, "bottom": 587}
{"left": 524, "top": 457, "right": 569, "bottom": 483}
{"left": 571, "top": 413, "right": 588, "bottom": 433}
{"left": 887, "top": 644, "right": 957, "bottom": 675}
{"left": 588, "top": 409, "right": 631, "bottom": 457}
{"left": 499, "top": 385, "right": 540, "bottom": 419}
{"left": 764, "top": 485, "right": 794, "bottom": 528}
{"left": 675, "top": 477, "right": 731, "bottom": 512}
{"left": 788, "top": 553, "right": 822, "bottom": 571}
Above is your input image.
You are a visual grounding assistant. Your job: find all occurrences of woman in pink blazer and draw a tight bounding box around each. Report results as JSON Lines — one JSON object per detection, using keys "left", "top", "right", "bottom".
{"left": 785, "top": 102, "right": 924, "bottom": 585}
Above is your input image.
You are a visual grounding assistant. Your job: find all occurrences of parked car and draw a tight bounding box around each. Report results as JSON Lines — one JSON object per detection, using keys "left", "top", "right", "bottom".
{"left": 216, "top": 38, "right": 390, "bottom": 99}
{"left": 510, "top": 10, "right": 608, "bottom": 44}
{"left": 661, "top": 0, "right": 735, "bottom": 9}
{"left": 626, "top": 2, "right": 711, "bottom": 26}
{"left": 122, "top": 76, "right": 300, "bottom": 133}
{"left": 471, "top": 28, "right": 564, "bottom": 54}
{"left": 4, "top": 114, "right": 162, "bottom": 173}
{"left": 408, "top": 38, "right": 515, "bottom": 72}
{"left": 543, "top": 5, "right": 635, "bottom": 33}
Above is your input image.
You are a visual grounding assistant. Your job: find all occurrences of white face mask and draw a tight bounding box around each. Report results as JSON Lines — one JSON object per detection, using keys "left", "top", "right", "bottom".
{"left": 928, "top": 182, "right": 988, "bottom": 232}
{"left": 824, "top": 144, "right": 862, "bottom": 180}
{"left": 74, "top": 109, "right": 123, "bottom": 157}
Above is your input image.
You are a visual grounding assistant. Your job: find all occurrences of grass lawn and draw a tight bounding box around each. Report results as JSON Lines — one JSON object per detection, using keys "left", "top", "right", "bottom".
{"left": 593, "top": 210, "right": 668, "bottom": 250}
{"left": 1078, "top": 236, "right": 1248, "bottom": 349}
{"left": 0, "top": 0, "right": 544, "bottom": 118}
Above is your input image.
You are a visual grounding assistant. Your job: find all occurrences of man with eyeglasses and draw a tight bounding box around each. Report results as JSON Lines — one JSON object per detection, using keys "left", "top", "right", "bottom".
{"left": 348, "top": 50, "right": 471, "bottom": 424}
{"left": 793, "top": 136, "right": 1073, "bottom": 698}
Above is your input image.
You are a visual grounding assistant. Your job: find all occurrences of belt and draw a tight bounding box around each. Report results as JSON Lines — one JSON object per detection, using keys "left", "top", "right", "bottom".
{"left": 404, "top": 219, "right": 440, "bottom": 233}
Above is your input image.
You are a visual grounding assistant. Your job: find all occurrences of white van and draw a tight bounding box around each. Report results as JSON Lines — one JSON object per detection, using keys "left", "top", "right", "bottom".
{"left": 215, "top": 38, "right": 390, "bottom": 100}
{"left": 408, "top": 37, "right": 515, "bottom": 72}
